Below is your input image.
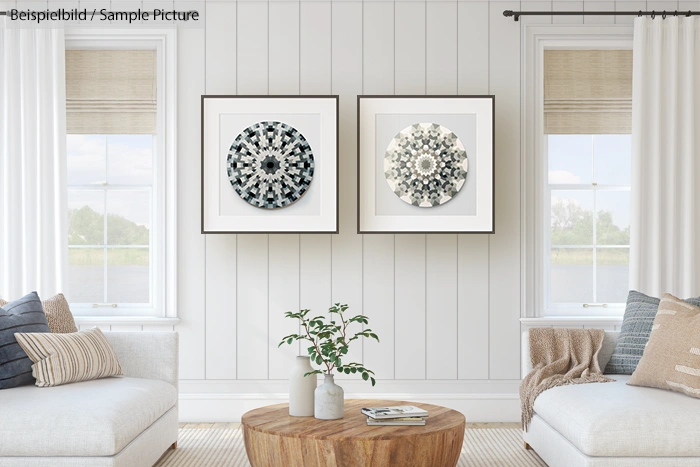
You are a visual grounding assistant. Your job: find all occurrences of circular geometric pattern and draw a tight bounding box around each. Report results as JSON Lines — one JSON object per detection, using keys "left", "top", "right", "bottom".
{"left": 227, "top": 121, "right": 315, "bottom": 209}
{"left": 384, "top": 123, "right": 468, "bottom": 208}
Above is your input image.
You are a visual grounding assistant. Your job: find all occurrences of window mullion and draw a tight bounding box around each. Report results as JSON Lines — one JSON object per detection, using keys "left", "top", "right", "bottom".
{"left": 592, "top": 136, "right": 597, "bottom": 304}
{"left": 104, "top": 135, "right": 109, "bottom": 305}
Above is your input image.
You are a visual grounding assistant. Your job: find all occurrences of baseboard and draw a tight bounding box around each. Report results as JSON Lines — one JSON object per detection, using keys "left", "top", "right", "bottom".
{"left": 179, "top": 392, "right": 520, "bottom": 423}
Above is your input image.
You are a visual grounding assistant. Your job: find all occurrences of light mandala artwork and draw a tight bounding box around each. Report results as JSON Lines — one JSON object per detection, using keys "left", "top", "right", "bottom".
{"left": 384, "top": 123, "right": 468, "bottom": 208}
{"left": 227, "top": 121, "right": 315, "bottom": 209}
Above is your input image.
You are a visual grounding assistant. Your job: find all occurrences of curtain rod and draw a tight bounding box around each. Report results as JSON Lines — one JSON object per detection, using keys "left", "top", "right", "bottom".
{"left": 504, "top": 10, "right": 700, "bottom": 21}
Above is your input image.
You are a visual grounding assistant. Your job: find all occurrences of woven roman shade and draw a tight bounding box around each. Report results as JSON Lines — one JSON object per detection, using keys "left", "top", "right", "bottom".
{"left": 544, "top": 50, "right": 632, "bottom": 134}
{"left": 66, "top": 50, "right": 156, "bottom": 134}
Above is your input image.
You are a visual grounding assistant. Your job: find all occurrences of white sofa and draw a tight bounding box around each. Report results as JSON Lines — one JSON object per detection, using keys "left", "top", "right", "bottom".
{"left": 0, "top": 332, "right": 179, "bottom": 467}
{"left": 522, "top": 330, "right": 700, "bottom": 467}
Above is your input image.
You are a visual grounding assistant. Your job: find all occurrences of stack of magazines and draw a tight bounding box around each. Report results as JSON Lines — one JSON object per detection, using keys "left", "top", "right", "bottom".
{"left": 361, "top": 405, "right": 428, "bottom": 426}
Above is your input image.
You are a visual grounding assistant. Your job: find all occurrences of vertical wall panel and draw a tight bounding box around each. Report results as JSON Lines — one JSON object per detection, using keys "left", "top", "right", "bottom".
{"left": 394, "top": 236, "right": 427, "bottom": 379}
{"left": 457, "top": 235, "right": 490, "bottom": 379}
{"left": 362, "top": 235, "right": 395, "bottom": 379}
{"left": 584, "top": 1, "right": 614, "bottom": 24}
{"left": 427, "top": 1, "right": 457, "bottom": 95}
{"left": 300, "top": 2, "right": 332, "bottom": 95}
{"left": 425, "top": 2, "right": 458, "bottom": 380}
{"left": 393, "top": 0, "right": 427, "bottom": 380}
{"left": 299, "top": 0, "right": 333, "bottom": 371}
{"left": 331, "top": 1, "right": 364, "bottom": 378}
{"left": 552, "top": 1, "right": 583, "bottom": 24}
{"left": 268, "top": 236, "right": 301, "bottom": 378}
{"left": 679, "top": 2, "right": 699, "bottom": 16}
{"left": 458, "top": 2, "right": 489, "bottom": 95}
{"left": 175, "top": 15, "right": 206, "bottom": 380}
{"left": 235, "top": 2, "right": 270, "bottom": 381}
{"left": 488, "top": 1, "right": 521, "bottom": 380}
{"left": 299, "top": 238, "right": 331, "bottom": 337}
{"left": 205, "top": 236, "right": 237, "bottom": 379}
{"left": 237, "top": 235, "right": 269, "bottom": 379}
{"left": 363, "top": 2, "right": 395, "bottom": 94}
{"left": 237, "top": 2, "right": 269, "bottom": 94}
{"left": 362, "top": 1, "right": 397, "bottom": 380}
{"left": 394, "top": 2, "right": 425, "bottom": 94}
{"left": 267, "top": 2, "right": 302, "bottom": 379}
{"left": 457, "top": 0, "right": 490, "bottom": 381}
{"left": 426, "top": 235, "right": 458, "bottom": 379}
{"left": 615, "top": 1, "right": 647, "bottom": 25}
{"left": 269, "top": 2, "right": 300, "bottom": 95}
{"left": 204, "top": 2, "right": 238, "bottom": 381}
{"left": 520, "top": 1, "right": 553, "bottom": 25}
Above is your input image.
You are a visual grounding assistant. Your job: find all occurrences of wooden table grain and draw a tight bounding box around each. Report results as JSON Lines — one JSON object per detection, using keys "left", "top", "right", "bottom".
{"left": 241, "top": 399, "right": 466, "bottom": 467}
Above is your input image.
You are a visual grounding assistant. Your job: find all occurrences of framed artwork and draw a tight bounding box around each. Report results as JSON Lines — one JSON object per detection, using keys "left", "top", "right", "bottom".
{"left": 201, "top": 95, "right": 339, "bottom": 233}
{"left": 357, "top": 95, "right": 495, "bottom": 234}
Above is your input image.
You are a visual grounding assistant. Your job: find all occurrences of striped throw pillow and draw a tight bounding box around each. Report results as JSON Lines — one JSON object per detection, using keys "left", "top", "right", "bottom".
{"left": 14, "top": 327, "right": 123, "bottom": 387}
{"left": 0, "top": 292, "right": 51, "bottom": 389}
{"left": 1, "top": 294, "right": 77, "bottom": 334}
{"left": 629, "top": 294, "right": 700, "bottom": 399}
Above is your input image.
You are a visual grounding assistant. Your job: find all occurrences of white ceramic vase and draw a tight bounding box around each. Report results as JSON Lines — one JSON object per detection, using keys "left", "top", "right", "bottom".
{"left": 289, "top": 356, "right": 316, "bottom": 417}
{"left": 314, "top": 374, "right": 344, "bottom": 420}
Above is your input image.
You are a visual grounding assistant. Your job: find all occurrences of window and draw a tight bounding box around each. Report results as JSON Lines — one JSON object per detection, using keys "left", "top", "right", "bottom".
{"left": 65, "top": 31, "right": 176, "bottom": 318}
{"left": 67, "top": 134, "right": 154, "bottom": 311}
{"left": 541, "top": 48, "right": 632, "bottom": 316}
{"left": 546, "top": 134, "right": 631, "bottom": 313}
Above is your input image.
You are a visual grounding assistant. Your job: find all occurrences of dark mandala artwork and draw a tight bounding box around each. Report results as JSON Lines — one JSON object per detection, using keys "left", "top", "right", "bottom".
{"left": 227, "top": 121, "right": 315, "bottom": 209}
{"left": 384, "top": 123, "right": 468, "bottom": 207}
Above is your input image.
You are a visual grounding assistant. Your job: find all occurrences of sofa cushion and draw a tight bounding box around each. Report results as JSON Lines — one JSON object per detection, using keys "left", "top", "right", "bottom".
{"left": 16, "top": 327, "right": 123, "bottom": 387}
{"left": 0, "top": 294, "right": 78, "bottom": 333}
{"left": 605, "top": 291, "right": 700, "bottom": 375}
{"left": 0, "top": 292, "right": 51, "bottom": 389}
{"left": 0, "top": 376, "right": 177, "bottom": 456}
{"left": 629, "top": 294, "right": 700, "bottom": 399}
{"left": 533, "top": 375, "right": 700, "bottom": 457}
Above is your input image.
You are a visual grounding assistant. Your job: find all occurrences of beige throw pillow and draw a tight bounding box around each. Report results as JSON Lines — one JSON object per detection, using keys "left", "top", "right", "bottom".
{"left": 629, "top": 293, "right": 700, "bottom": 398}
{"left": 14, "top": 327, "right": 123, "bottom": 387}
{"left": 0, "top": 293, "right": 77, "bottom": 333}
{"left": 41, "top": 294, "right": 78, "bottom": 333}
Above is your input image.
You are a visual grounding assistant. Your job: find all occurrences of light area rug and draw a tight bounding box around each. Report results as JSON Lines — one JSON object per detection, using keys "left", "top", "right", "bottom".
{"left": 155, "top": 425, "right": 546, "bottom": 467}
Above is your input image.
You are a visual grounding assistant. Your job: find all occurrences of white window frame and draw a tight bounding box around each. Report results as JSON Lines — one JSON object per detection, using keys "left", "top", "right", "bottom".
{"left": 521, "top": 25, "right": 633, "bottom": 319}
{"left": 65, "top": 29, "right": 177, "bottom": 320}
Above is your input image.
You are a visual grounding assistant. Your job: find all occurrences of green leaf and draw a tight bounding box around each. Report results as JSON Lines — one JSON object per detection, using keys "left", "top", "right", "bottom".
{"left": 362, "top": 372, "right": 369, "bottom": 381}
{"left": 316, "top": 355, "right": 323, "bottom": 365}
{"left": 370, "top": 377, "right": 376, "bottom": 386}
{"left": 351, "top": 368, "right": 357, "bottom": 374}
{"left": 287, "top": 337, "right": 293, "bottom": 345}
{"left": 344, "top": 367, "right": 351, "bottom": 374}
{"left": 335, "top": 358, "right": 342, "bottom": 367}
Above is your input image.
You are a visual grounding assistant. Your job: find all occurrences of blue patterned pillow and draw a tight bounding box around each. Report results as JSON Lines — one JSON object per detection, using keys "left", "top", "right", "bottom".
{"left": 0, "top": 292, "right": 50, "bottom": 389}
{"left": 605, "top": 291, "right": 700, "bottom": 374}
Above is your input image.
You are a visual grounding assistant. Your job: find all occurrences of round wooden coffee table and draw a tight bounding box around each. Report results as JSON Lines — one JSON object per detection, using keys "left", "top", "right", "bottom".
{"left": 241, "top": 399, "right": 465, "bottom": 467}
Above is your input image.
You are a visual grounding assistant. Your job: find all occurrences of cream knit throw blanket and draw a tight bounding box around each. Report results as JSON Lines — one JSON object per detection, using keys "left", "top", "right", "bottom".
{"left": 520, "top": 328, "right": 614, "bottom": 431}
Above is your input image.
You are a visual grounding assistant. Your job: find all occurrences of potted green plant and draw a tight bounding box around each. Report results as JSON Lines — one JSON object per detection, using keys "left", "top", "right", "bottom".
{"left": 279, "top": 303, "right": 380, "bottom": 420}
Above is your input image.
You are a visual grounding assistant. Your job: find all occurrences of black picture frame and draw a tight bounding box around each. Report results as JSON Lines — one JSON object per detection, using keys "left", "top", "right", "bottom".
{"left": 201, "top": 95, "right": 340, "bottom": 234}
{"left": 357, "top": 95, "right": 495, "bottom": 234}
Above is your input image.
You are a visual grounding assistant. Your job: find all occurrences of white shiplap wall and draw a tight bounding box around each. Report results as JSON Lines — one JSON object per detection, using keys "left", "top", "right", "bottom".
{"left": 147, "top": 0, "right": 691, "bottom": 422}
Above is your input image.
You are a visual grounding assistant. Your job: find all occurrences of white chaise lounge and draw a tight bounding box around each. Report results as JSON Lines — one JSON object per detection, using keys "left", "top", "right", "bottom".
{"left": 522, "top": 330, "right": 700, "bottom": 467}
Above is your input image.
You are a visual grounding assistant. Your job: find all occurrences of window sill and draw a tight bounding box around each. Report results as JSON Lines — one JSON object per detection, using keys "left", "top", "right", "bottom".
{"left": 74, "top": 316, "right": 180, "bottom": 326}
{"left": 520, "top": 316, "right": 622, "bottom": 326}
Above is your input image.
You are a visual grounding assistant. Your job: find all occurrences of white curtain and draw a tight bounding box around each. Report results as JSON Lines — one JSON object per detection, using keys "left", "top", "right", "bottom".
{"left": 0, "top": 25, "right": 68, "bottom": 300}
{"left": 630, "top": 17, "right": 700, "bottom": 297}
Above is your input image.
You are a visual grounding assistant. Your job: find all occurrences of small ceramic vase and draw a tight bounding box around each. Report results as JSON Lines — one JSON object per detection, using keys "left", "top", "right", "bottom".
{"left": 289, "top": 356, "right": 316, "bottom": 417}
{"left": 314, "top": 374, "right": 344, "bottom": 420}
